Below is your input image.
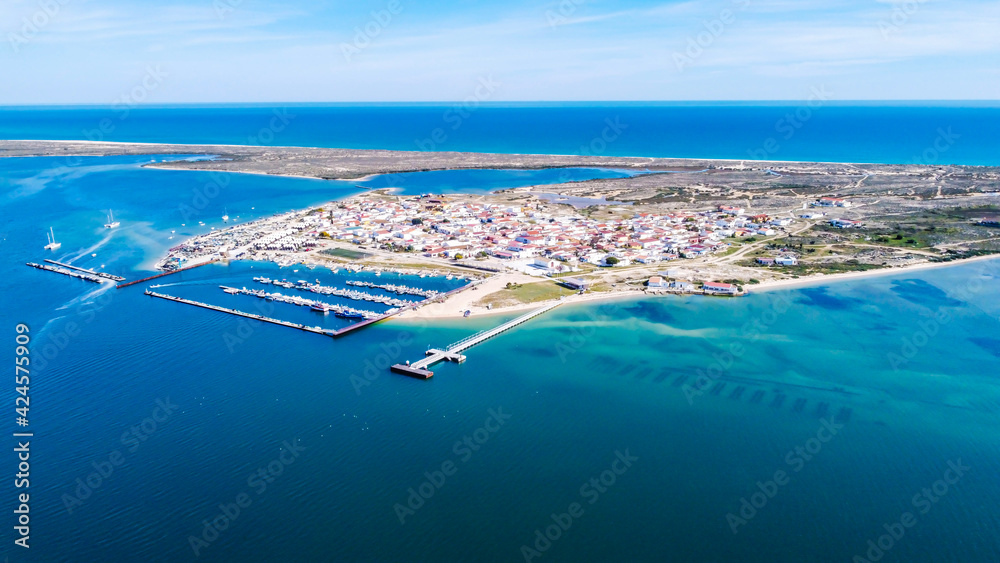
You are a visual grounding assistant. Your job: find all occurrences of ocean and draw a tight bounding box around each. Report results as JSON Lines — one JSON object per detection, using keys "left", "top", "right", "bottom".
{"left": 3, "top": 103, "right": 1000, "bottom": 166}
{"left": 1, "top": 106, "right": 999, "bottom": 562}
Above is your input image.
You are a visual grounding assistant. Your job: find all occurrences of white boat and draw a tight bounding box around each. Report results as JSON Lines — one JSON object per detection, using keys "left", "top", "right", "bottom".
{"left": 44, "top": 227, "right": 61, "bottom": 250}
{"left": 222, "top": 207, "right": 230, "bottom": 223}
{"left": 104, "top": 210, "right": 120, "bottom": 229}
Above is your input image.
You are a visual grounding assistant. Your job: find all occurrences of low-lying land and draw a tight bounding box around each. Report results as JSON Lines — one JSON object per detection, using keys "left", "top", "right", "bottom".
{"left": 4, "top": 140, "right": 999, "bottom": 317}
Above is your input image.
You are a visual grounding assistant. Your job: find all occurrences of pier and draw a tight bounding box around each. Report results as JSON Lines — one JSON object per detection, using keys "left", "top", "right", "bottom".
{"left": 44, "top": 259, "right": 125, "bottom": 281}
{"left": 117, "top": 260, "right": 216, "bottom": 289}
{"left": 145, "top": 290, "right": 338, "bottom": 336}
{"left": 391, "top": 300, "right": 563, "bottom": 379}
{"left": 26, "top": 262, "right": 105, "bottom": 283}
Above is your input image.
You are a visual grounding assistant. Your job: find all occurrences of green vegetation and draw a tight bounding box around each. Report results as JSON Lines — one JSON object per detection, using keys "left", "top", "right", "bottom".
{"left": 474, "top": 282, "right": 577, "bottom": 308}
{"left": 774, "top": 260, "right": 884, "bottom": 276}
{"left": 320, "top": 248, "right": 372, "bottom": 260}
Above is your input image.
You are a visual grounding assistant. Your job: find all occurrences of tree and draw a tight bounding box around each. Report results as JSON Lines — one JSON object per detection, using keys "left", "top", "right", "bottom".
{"left": 412, "top": 218, "right": 423, "bottom": 225}
{"left": 605, "top": 256, "right": 620, "bottom": 265}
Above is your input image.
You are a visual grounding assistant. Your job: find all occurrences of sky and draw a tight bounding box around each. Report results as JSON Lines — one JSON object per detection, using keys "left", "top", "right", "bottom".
{"left": 1, "top": 0, "right": 999, "bottom": 104}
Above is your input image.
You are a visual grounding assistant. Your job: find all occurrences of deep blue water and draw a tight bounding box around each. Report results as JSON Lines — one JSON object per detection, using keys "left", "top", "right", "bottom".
{"left": 1, "top": 135, "right": 999, "bottom": 562}
{"left": 3, "top": 104, "right": 1000, "bottom": 165}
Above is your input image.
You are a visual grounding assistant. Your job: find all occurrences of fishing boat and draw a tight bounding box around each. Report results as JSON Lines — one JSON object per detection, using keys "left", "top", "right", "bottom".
{"left": 104, "top": 210, "right": 120, "bottom": 229}
{"left": 44, "top": 227, "right": 61, "bottom": 250}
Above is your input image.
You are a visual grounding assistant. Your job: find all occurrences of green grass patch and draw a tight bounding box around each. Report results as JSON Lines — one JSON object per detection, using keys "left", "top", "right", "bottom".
{"left": 474, "top": 282, "right": 578, "bottom": 308}
{"left": 320, "top": 248, "right": 372, "bottom": 260}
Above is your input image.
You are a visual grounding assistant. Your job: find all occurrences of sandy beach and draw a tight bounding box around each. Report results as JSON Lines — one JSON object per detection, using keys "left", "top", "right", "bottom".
{"left": 391, "top": 254, "right": 1000, "bottom": 322}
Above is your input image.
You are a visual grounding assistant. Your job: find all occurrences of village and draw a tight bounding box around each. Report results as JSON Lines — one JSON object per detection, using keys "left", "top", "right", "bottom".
{"left": 158, "top": 192, "right": 857, "bottom": 274}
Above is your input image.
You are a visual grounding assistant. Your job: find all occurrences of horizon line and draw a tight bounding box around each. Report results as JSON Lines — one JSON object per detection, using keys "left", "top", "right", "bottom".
{"left": 2, "top": 100, "right": 1000, "bottom": 110}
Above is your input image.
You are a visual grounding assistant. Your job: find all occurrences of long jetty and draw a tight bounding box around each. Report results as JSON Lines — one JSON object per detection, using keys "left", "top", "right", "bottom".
{"left": 117, "top": 260, "right": 216, "bottom": 289}
{"left": 144, "top": 290, "right": 338, "bottom": 336}
{"left": 26, "top": 262, "right": 105, "bottom": 283}
{"left": 44, "top": 259, "right": 125, "bottom": 281}
{"left": 391, "top": 300, "right": 563, "bottom": 379}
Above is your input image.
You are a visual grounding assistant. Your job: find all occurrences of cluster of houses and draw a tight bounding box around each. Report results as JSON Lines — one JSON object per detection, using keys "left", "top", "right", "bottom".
{"left": 302, "top": 197, "right": 801, "bottom": 272}
{"left": 756, "top": 256, "right": 798, "bottom": 266}
{"left": 647, "top": 276, "right": 739, "bottom": 295}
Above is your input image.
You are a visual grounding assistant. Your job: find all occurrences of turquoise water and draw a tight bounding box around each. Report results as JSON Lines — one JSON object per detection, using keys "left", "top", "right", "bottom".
{"left": 2, "top": 149, "right": 1000, "bottom": 561}
{"left": 3, "top": 104, "right": 1000, "bottom": 165}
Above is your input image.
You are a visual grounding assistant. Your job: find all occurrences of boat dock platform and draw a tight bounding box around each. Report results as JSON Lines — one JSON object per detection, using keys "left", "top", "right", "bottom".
{"left": 26, "top": 262, "right": 106, "bottom": 284}
{"left": 118, "top": 260, "right": 217, "bottom": 289}
{"left": 44, "top": 259, "right": 125, "bottom": 282}
{"left": 391, "top": 300, "right": 563, "bottom": 379}
{"left": 145, "top": 290, "right": 339, "bottom": 336}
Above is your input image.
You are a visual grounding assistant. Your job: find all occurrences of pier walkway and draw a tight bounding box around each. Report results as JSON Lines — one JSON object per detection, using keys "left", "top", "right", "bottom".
{"left": 44, "top": 259, "right": 125, "bottom": 281}
{"left": 117, "top": 260, "right": 216, "bottom": 289}
{"left": 145, "top": 290, "right": 338, "bottom": 336}
{"left": 391, "top": 300, "right": 563, "bottom": 379}
{"left": 26, "top": 262, "right": 105, "bottom": 283}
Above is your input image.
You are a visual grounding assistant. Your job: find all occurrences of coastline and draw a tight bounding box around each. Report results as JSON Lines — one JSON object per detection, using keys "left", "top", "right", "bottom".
{"left": 391, "top": 254, "right": 1000, "bottom": 322}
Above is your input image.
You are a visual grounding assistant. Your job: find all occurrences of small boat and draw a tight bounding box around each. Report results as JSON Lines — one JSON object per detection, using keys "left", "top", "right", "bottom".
{"left": 311, "top": 304, "right": 330, "bottom": 314}
{"left": 44, "top": 227, "right": 61, "bottom": 250}
{"left": 104, "top": 210, "right": 120, "bottom": 229}
{"left": 222, "top": 207, "right": 230, "bottom": 223}
{"left": 91, "top": 253, "right": 97, "bottom": 257}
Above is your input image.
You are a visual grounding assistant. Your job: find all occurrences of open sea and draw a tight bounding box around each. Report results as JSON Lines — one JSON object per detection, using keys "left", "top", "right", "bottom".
{"left": 1, "top": 105, "right": 1000, "bottom": 562}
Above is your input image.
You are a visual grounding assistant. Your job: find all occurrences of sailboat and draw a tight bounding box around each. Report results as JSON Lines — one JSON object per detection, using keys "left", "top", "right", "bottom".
{"left": 104, "top": 209, "right": 120, "bottom": 229}
{"left": 44, "top": 227, "right": 61, "bottom": 250}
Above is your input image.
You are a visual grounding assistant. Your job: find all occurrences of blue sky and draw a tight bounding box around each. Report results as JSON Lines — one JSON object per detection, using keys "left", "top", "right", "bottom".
{"left": 2, "top": 0, "right": 998, "bottom": 103}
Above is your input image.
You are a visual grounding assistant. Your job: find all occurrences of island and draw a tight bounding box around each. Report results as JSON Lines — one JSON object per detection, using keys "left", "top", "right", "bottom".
{"left": 4, "top": 140, "right": 999, "bottom": 318}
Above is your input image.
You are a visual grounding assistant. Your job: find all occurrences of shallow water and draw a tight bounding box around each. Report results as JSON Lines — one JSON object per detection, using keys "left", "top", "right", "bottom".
{"left": 2, "top": 153, "right": 999, "bottom": 562}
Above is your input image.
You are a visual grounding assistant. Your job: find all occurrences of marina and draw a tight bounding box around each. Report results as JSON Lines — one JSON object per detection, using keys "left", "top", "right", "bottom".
{"left": 391, "top": 300, "right": 564, "bottom": 379}
{"left": 344, "top": 279, "right": 440, "bottom": 298}
{"left": 220, "top": 285, "right": 386, "bottom": 320}
{"left": 252, "top": 277, "right": 419, "bottom": 307}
